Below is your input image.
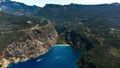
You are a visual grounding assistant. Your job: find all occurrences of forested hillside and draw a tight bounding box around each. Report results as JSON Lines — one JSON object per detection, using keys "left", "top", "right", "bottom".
{"left": 37, "top": 4, "right": 120, "bottom": 68}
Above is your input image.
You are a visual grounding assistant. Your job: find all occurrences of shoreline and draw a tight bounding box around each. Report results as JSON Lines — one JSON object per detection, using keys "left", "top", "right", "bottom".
{"left": 54, "top": 44, "right": 70, "bottom": 46}
{"left": 8, "top": 44, "right": 80, "bottom": 68}
{"left": 7, "top": 44, "right": 71, "bottom": 68}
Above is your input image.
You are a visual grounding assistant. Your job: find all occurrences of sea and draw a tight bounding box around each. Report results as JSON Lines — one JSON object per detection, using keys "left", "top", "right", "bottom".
{"left": 7, "top": 45, "right": 82, "bottom": 68}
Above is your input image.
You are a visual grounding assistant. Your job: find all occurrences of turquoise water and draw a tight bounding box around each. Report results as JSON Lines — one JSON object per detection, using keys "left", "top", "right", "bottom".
{"left": 8, "top": 45, "right": 81, "bottom": 68}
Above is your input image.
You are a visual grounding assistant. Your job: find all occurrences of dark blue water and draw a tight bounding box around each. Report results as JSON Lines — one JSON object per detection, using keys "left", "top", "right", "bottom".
{"left": 7, "top": 45, "right": 81, "bottom": 68}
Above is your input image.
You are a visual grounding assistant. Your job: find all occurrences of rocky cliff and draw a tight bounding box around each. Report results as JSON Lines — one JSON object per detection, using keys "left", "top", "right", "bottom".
{"left": 0, "top": 22, "right": 58, "bottom": 68}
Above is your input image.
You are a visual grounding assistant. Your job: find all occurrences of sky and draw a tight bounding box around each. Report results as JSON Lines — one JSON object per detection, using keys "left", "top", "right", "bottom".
{"left": 11, "top": 0, "right": 120, "bottom": 7}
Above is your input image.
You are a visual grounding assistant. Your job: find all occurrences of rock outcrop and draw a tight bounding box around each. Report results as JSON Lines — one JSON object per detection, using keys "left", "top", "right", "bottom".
{"left": 0, "top": 22, "right": 58, "bottom": 68}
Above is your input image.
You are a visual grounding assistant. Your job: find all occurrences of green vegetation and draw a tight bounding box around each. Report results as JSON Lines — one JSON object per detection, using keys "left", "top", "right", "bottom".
{"left": 0, "top": 12, "right": 48, "bottom": 52}
{"left": 37, "top": 4, "right": 120, "bottom": 68}
{"left": 1, "top": 2, "right": 120, "bottom": 68}
{"left": 57, "top": 34, "right": 66, "bottom": 44}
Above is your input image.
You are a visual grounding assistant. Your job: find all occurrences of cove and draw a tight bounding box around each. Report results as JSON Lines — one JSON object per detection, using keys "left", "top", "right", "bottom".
{"left": 7, "top": 45, "right": 82, "bottom": 68}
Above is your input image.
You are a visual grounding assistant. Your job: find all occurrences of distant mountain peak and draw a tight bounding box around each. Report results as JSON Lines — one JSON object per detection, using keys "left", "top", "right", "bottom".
{"left": 0, "top": 0, "right": 10, "bottom": 2}
{"left": 111, "top": 2, "right": 120, "bottom": 5}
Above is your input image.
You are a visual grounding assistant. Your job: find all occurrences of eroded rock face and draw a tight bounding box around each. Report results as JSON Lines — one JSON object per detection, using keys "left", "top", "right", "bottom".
{"left": 0, "top": 23, "right": 58, "bottom": 68}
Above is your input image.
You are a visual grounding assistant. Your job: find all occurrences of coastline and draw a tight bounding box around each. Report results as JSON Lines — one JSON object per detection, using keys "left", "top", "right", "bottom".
{"left": 54, "top": 44, "right": 70, "bottom": 46}
{"left": 7, "top": 44, "right": 81, "bottom": 68}
{"left": 6, "top": 44, "right": 70, "bottom": 68}
{"left": 41, "top": 44, "right": 70, "bottom": 55}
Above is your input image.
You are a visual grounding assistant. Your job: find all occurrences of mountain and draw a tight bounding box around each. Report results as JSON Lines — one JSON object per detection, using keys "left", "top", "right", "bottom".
{"left": 0, "top": 0, "right": 40, "bottom": 16}
{"left": 37, "top": 4, "right": 120, "bottom": 68}
{"left": 0, "top": 1, "right": 120, "bottom": 68}
{"left": 0, "top": 0, "right": 9, "bottom": 2}
{"left": 38, "top": 4, "right": 120, "bottom": 25}
{"left": 0, "top": 12, "right": 58, "bottom": 68}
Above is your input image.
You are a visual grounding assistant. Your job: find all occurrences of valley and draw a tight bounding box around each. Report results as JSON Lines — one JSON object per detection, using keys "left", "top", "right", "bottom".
{"left": 0, "top": 0, "right": 120, "bottom": 68}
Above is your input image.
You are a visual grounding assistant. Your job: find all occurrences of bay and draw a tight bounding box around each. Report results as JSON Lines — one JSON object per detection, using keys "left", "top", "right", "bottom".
{"left": 8, "top": 45, "right": 82, "bottom": 68}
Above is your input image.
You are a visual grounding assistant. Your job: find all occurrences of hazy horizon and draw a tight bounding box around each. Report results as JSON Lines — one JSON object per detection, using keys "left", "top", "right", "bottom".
{"left": 11, "top": 0, "right": 120, "bottom": 7}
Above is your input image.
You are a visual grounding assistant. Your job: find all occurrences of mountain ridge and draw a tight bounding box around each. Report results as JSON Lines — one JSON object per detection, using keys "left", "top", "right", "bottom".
{"left": 0, "top": 0, "right": 40, "bottom": 16}
{"left": 0, "top": 1, "right": 120, "bottom": 68}
{"left": 1, "top": 0, "right": 120, "bottom": 16}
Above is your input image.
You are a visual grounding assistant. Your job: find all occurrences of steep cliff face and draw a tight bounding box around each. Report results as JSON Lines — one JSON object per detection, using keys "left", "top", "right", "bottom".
{"left": 0, "top": 23, "right": 58, "bottom": 68}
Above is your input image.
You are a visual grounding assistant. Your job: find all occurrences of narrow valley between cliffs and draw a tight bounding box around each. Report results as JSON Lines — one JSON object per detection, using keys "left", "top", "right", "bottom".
{"left": 0, "top": 0, "right": 120, "bottom": 68}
